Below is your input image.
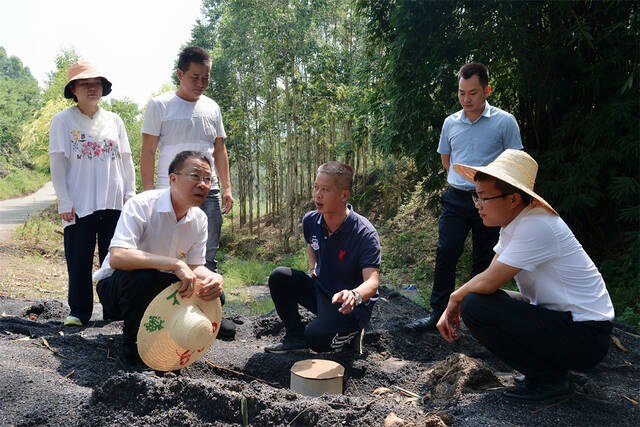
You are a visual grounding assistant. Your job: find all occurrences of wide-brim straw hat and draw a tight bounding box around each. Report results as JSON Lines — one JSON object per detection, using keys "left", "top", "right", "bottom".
{"left": 453, "top": 149, "right": 558, "bottom": 216}
{"left": 137, "top": 282, "right": 222, "bottom": 372}
{"left": 63, "top": 61, "right": 112, "bottom": 99}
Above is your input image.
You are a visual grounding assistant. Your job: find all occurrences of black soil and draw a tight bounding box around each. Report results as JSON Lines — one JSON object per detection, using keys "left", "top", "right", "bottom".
{"left": 1, "top": 287, "right": 639, "bottom": 426}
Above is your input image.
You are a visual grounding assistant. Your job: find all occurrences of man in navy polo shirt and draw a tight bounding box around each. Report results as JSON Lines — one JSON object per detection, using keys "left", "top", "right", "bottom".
{"left": 407, "top": 62, "right": 523, "bottom": 331}
{"left": 265, "top": 162, "right": 381, "bottom": 354}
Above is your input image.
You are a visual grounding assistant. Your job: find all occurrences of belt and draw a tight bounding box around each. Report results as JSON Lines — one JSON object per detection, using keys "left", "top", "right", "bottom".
{"left": 579, "top": 320, "right": 613, "bottom": 333}
{"left": 449, "top": 186, "right": 474, "bottom": 195}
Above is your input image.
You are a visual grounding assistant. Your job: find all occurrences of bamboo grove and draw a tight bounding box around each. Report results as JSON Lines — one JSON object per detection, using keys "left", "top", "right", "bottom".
{"left": 184, "top": 0, "right": 638, "bottom": 315}
{"left": 185, "top": 0, "right": 380, "bottom": 248}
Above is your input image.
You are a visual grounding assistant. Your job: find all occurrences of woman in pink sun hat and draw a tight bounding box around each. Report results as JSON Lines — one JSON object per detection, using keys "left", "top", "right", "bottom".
{"left": 49, "top": 61, "right": 136, "bottom": 327}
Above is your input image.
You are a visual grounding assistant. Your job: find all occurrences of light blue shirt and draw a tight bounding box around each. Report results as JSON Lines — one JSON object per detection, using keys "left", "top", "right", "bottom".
{"left": 437, "top": 101, "right": 523, "bottom": 191}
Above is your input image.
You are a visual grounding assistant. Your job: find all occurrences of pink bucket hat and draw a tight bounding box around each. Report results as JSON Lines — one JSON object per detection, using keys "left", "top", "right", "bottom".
{"left": 63, "top": 61, "right": 112, "bottom": 99}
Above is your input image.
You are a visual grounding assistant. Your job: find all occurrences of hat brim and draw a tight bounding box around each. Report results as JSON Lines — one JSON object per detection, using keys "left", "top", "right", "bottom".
{"left": 137, "top": 282, "right": 222, "bottom": 371}
{"left": 64, "top": 76, "right": 112, "bottom": 99}
{"left": 453, "top": 163, "right": 558, "bottom": 216}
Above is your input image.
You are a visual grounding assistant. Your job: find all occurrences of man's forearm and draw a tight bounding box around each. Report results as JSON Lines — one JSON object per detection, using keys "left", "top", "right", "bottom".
{"left": 140, "top": 133, "right": 159, "bottom": 191}
{"left": 191, "top": 264, "right": 214, "bottom": 279}
{"left": 110, "top": 247, "right": 181, "bottom": 272}
{"left": 353, "top": 268, "right": 379, "bottom": 301}
{"left": 450, "top": 258, "right": 519, "bottom": 303}
{"left": 213, "top": 139, "right": 232, "bottom": 190}
{"left": 140, "top": 149, "right": 156, "bottom": 191}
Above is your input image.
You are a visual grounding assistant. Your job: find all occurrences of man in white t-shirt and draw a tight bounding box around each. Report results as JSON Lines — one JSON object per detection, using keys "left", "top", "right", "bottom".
{"left": 141, "top": 46, "right": 235, "bottom": 339}
{"left": 436, "top": 149, "right": 614, "bottom": 401}
{"left": 141, "top": 46, "right": 232, "bottom": 274}
{"left": 95, "top": 151, "right": 224, "bottom": 370}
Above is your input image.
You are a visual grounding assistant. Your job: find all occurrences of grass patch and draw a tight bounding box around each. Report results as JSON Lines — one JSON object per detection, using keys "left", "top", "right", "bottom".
{"left": 13, "top": 204, "right": 65, "bottom": 258}
{"left": 0, "top": 168, "right": 49, "bottom": 200}
{"left": 220, "top": 258, "right": 275, "bottom": 289}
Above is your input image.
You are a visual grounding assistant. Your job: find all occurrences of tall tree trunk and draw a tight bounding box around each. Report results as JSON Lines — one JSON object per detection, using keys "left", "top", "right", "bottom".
{"left": 283, "top": 63, "right": 293, "bottom": 252}
{"left": 291, "top": 59, "right": 300, "bottom": 246}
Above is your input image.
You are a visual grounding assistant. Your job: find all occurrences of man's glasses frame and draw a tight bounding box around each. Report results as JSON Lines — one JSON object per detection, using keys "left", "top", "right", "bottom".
{"left": 174, "top": 172, "right": 213, "bottom": 185}
{"left": 472, "top": 191, "right": 514, "bottom": 206}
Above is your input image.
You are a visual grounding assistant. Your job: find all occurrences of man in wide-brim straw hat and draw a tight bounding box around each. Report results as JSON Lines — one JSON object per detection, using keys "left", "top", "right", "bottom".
{"left": 436, "top": 149, "right": 614, "bottom": 401}
{"left": 93, "top": 150, "right": 224, "bottom": 370}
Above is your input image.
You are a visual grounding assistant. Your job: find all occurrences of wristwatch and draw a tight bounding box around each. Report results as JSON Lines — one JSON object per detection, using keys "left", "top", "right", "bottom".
{"left": 352, "top": 290, "right": 363, "bottom": 306}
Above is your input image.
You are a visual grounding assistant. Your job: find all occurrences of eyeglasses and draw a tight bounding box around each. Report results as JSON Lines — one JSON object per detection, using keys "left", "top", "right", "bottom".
{"left": 174, "top": 172, "right": 213, "bottom": 185}
{"left": 472, "top": 192, "right": 514, "bottom": 206}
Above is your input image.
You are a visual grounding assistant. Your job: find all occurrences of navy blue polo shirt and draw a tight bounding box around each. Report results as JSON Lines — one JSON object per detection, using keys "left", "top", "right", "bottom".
{"left": 302, "top": 204, "right": 381, "bottom": 324}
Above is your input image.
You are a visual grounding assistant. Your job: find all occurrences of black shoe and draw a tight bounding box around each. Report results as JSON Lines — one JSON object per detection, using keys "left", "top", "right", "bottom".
{"left": 217, "top": 318, "right": 236, "bottom": 340}
{"left": 117, "top": 341, "right": 143, "bottom": 371}
{"left": 405, "top": 310, "right": 443, "bottom": 331}
{"left": 264, "top": 335, "right": 308, "bottom": 354}
{"left": 503, "top": 377, "right": 573, "bottom": 401}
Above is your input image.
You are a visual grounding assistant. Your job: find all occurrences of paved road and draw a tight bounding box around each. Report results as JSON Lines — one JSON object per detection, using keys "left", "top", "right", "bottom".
{"left": 0, "top": 181, "right": 57, "bottom": 243}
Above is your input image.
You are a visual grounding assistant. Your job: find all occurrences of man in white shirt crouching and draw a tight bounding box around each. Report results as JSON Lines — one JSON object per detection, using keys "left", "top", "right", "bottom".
{"left": 436, "top": 149, "right": 614, "bottom": 401}
{"left": 94, "top": 150, "right": 224, "bottom": 370}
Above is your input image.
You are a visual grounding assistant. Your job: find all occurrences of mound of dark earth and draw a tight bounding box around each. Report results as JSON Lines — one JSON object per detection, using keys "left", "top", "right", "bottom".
{"left": 1, "top": 288, "right": 638, "bottom": 426}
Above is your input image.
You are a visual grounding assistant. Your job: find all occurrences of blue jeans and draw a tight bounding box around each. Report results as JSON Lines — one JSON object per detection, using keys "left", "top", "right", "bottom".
{"left": 199, "top": 188, "right": 222, "bottom": 272}
{"left": 430, "top": 188, "right": 499, "bottom": 312}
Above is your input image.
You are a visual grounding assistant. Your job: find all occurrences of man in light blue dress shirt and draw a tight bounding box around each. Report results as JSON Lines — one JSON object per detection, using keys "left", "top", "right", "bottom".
{"left": 407, "top": 63, "right": 523, "bottom": 331}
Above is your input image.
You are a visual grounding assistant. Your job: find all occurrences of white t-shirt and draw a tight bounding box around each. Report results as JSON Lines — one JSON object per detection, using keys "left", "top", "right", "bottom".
{"left": 495, "top": 206, "right": 614, "bottom": 322}
{"left": 49, "top": 106, "right": 135, "bottom": 219}
{"left": 142, "top": 92, "right": 226, "bottom": 189}
{"left": 93, "top": 188, "right": 207, "bottom": 281}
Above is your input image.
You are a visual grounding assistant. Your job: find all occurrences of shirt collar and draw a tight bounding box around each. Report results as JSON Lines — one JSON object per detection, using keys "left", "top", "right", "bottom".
{"left": 462, "top": 100, "right": 492, "bottom": 124}
{"left": 317, "top": 204, "right": 355, "bottom": 235}
{"left": 157, "top": 188, "right": 196, "bottom": 223}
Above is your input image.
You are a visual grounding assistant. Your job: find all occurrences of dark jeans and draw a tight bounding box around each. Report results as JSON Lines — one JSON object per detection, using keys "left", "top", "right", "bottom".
{"left": 430, "top": 188, "right": 499, "bottom": 312}
{"left": 199, "top": 188, "right": 222, "bottom": 272}
{"left": 97, "top": 269, "right": 227, "bottom": 343}
{"left": 64, "top": 209, "right": 120, "bottom": 323}
{"left": 460, "top": 290, "right": 612, "bottom": 381}
{"left": 268, "top": 267, "right": 361, "bottom": 352}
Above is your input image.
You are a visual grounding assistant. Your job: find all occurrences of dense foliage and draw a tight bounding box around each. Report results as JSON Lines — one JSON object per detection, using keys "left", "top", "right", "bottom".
{"left": 185, "top": 0, "right": 638, "bottom": 318}
{"left": 185, "top": 0, "right": 382, "bottom": 246}
{"left": 0, "top": 47, "right": 41, "bottom": 164}
{"left": 355, "top": 0, "right": 639, "bottom": 316}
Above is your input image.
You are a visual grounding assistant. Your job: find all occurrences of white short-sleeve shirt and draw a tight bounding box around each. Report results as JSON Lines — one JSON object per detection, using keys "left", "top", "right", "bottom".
{"left": 93, "top": 188, "right": 207, "bottom": 281}
{"left": 495, "top": 206, "right": 614, "bottom": 322}
{"left": 49, "top": 106, "right": 133, "bottom": 218}
{"left": 142, "top": 92, "right": 226, "bottom": 189}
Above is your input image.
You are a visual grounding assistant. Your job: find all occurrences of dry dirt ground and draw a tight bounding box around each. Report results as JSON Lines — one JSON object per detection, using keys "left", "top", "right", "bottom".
{"left": 1, "top": 286, "right": 639, "bottom": 426}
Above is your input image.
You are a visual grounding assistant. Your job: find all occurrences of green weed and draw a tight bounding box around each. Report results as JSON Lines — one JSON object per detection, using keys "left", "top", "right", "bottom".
{"left": 219, "top": 258, "right": 276, "bottom": 290}
{"left": 13, "top": 205, "right": 64, "bottom": 257}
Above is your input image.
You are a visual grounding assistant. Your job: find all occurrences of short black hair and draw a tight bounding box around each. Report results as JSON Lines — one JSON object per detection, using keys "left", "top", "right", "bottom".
{"left": 168, "top": 151, "right": 211, "bottom": 175}
{"left": 458, "top": 63, "right": 490, "bottom": 88}
{"left": 474, "top": 171, "right": 532, "bottom": 205}
{"left": 177, "top": 46, "right": 211, "bottom": 72}
{"left": 317, "top": 161, "right": 353, "bottom": 192}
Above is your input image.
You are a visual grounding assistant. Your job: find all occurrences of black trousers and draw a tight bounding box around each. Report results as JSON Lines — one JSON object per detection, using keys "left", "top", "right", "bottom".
{"left": 96, "top": 269, "right": 177, "bottom": 343}
{"left": 64, "top": 209, "right": 121, "bottom": 323}
{"left": 268, "top": 266, "right": 361, "bottom": 352}
{"left": 430, "top": 188, "right": 499, "bottom": 312}
{"left": 460, "top": 289, "right": 612, "bottom": 381}
{"left": 97, "top": 269, "right": 227, "bottom": 344}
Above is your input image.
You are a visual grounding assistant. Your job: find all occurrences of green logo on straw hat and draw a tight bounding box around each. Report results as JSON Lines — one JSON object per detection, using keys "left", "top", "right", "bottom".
{"left": 144, "top": 315, "right": 165, "bottom": 332}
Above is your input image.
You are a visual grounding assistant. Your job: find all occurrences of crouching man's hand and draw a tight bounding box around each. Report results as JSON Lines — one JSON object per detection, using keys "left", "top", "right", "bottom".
{"left": 332, "top": 290, "right": 356, "bottom": 315}
{"left": 437, "top": 299, "right": 461, "bottom": 343}
{"left": 195, "top": 272, "right": 223, "bottom": 301}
